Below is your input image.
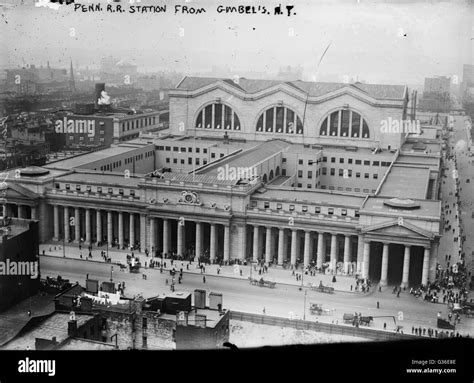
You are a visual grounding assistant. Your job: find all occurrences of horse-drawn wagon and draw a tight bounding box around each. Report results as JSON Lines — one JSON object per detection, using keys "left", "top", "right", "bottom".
{"left": 249, "top": 277, "right": 276, "bottom": 288}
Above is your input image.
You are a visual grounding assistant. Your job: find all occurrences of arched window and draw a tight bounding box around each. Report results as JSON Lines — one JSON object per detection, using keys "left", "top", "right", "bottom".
{"left": 195, "top": 103, "right": 241, "bottom": 130}
{"left": 256, "top": 106, "right": 303, "bottom": 135}
{"left": 319, "top": 109, "right": 370, "bottom": 139}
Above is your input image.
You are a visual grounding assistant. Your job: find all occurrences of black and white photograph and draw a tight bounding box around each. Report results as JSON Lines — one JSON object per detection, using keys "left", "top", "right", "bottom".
{"left": 0, "top": 0, "right": 473, "bottom": 380}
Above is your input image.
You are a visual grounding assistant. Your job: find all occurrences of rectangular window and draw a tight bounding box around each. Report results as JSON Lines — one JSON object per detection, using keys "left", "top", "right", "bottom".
{"left": 328, "top": 208, "right": 334, "bottom": 215}
{"left": 277, "top": 203, "right": 282, "bottom": 210}
{"left": 298, "top": 159, "right": 303, "bottom": 165}
{"left": 65, "top": 184, "right": 70, "bottom": 190}
{"left": 203, "top": 148, "right": 207, "bottom": 154}
{"left": 315, "top": 207, "right": 321, "bottom": 214}
{"left": 188, "top": 158, "right": 192, "bottom": 165}
{"left": 322, "top": 156, "right": 327, "bottom": 162}
{"left": 308, "top": 160, "right": 313, "bottom": 165}
{"left": 130, "top": 190, "right": 135, "bottom": 196}
{"left": 302, "top": 206, "right": 308, "bottom": 212}
{"left": 373, "top": 174, "right": 378, "bottom": 179}
{"left": 196, "top": 158, "right": 200, "bottom": 165}
{"left": 282, "top": 169, "right": 287, "bottom": 176}
{"left": 339, "top": 169, "right": 344, "bottom": 176}
{"left": 173, "top": 147, "right": 179, "bottom": 152}
{"left": 181, "top": 159, "right": 185, "bottom": 164}
{"left": 173, "top": 159, "right": 177, "bottom": 164}
{"left": 97, "top": 187, "right": 102, "bottom": 193}
{"left": 76, "top": 185, "right": 81, "bottom": 191}
{"left": 119, "top": 189, "right": 124, "bottom": 195}
{"left": 330, "top": 168, "right": 335, "bottom": 176}
{"left": 142, "top": 317, "right": 148, "bottom": 329}
{"left": 307, "top": 184, "right": 312, "bottom": 189}
{"left": 348, "top": 158, "right": 353, "bottom": 164}
{"left": 355, "top": 160, "right": 362, "bottom": 165}
{"left": 341, "top": 209, "right": 347, "bottom": 216}
{"left": 339, "top": 158, "right": 344, "bottom": 164}
{"left": 364, "top": 173, "right": 369, "bottom": 179}
{"left": 264, "top": 202, "right": 270, "bottom": 209}
{"left": 363, "top": 188, "right": 369, "bottom": 193}
{"left": 211, "top": 153, "right": 216, "bottom": 158}
{"left": 86, "top": 185, "right": 91, "bottom": 192}
{"left": 308, "top": 171, "right": 312, "bottom": 179}
{"left": 289, "top": 204, "right": 295, "bottom": 211}
{"left": 142, "top": 336, "right": 147, "bottom": 349}
{"left": 364, "top": 160, "right": 370, "bottom": 166}
{"left": 282, "top": 158, "right": 287, "bottom": 163}
{"left": 322, "top": 167, "right": 327, "bottom": 175}
{"left": 298, "top": 170, "right": 303, "bottom": 177}
{"left": 196, "top": 148, "right": 200, "bottom": 153}
{"left": 331, "top": 157, "right": 336, "bottom": 163}
{"left": 373, "top": 161, "right": 379, "bottom": 166}
{"left": 166, "top": 158, "right": 170, "bottom": 163}
{"left": 355, "top": 210, "right": 360, "bottom": 217}
{"left": 188, "top": 147, "right": 193, "bottom": 152}
{"left": 55, "top": 183, "right": 60, "bottom": 189}
{"left": 165, "top": 146, "right": 170, "bottom": 151}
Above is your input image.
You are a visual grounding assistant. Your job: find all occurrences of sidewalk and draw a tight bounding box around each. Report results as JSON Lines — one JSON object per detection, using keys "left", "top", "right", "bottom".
{"left": 39, "top": 242, "right": 365, "bottom": 293}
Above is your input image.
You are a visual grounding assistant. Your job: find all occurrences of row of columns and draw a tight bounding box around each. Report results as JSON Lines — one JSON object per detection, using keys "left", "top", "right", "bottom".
{"left": 363, "top": 241, "right": 431, "bottom": 288}
{"left": 53, "top": 205, "right": 232, "bottom": 260}
{"left": 2, "top": 203, "right": 37, "bottom": 219}
{"left": 252, "top": 225, "right": 354, "bottom": 269}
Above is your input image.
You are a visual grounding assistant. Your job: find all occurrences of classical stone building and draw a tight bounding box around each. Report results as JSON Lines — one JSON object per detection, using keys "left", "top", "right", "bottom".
{"left": 0, "top": 76, "right": 443, "bottom": 287}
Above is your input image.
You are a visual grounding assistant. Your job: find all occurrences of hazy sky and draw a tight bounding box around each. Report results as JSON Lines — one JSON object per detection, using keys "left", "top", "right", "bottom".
{"left": 0, "top": 0, "right": 472, "bottom": 84}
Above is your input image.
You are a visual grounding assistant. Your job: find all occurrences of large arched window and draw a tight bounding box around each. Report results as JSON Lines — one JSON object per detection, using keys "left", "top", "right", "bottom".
{"left": 319, "top": 109, "right": 370, "bottom": 139}
{"left": 256, "top": 106, "right": 303, "bottom": 135}
{"left": 195, "top": 103, "right": 241, "bottom": 130}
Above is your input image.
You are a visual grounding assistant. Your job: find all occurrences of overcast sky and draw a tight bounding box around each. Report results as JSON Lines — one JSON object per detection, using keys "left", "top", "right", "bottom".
{"left": 0, "top": 0, "right": 472, "bottom": 84}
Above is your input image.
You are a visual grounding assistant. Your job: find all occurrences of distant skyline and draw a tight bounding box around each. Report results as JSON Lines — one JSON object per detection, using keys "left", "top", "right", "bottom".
{"left": 0, "top": 0, "right": 472, "bottom": 86}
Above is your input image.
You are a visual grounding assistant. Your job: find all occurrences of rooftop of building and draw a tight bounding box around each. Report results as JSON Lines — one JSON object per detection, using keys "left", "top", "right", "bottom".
{"left": 160, "top": 307, "right": 226, "bottom": 329}
{"left": 0, "top": 218, "right": 31, "bottom": 240}
{"left": 55, "top": 171, "right": 143, "bottom": 187}
{"left": 362, "top": 196, "right": 441, "bottom": 218}
{"left": 401, "top": 141, "right": 442, "bottom": 154}
{"left": 251, "top": 187, "right": 366, "bottom": 208}
{"left": 396, "top": 154, "right": 440, "bottom": 167}
{"left": 377, "top": 165, "right": 430, "bottom": 199}
{"left": 44, "top": 146, "right": 144, "bottom": 170}
{"left": 176, "top": 76, "right": 407, "bottom": 100}
{"left": 198, "top": 140, "right": 291, "bottom": 177}
{"left": 1, "top": 312, "right": 93, "bottom": 350}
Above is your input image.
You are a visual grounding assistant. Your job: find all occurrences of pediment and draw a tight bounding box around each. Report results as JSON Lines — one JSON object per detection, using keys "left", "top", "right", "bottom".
{"left": 0, "top": 183, "right": 39, "bottom": 201}
{"left": 361, "top": 219, "right": 435, "bottom": 240}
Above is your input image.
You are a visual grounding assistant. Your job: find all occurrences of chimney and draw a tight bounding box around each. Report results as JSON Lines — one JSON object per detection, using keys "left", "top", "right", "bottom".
{"left": 67, "top": 320, "right": 77, "bottom": 337}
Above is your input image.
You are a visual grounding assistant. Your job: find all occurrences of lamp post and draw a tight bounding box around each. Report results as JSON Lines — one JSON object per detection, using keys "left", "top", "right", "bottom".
{"left": 110, "top": 266, "right": 114, "bottom": 282}
{"left": 303, "top": 289, "right": 307, "bottom": 321}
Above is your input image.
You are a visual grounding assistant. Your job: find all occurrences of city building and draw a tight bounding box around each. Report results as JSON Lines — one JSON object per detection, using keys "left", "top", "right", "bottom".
{"left": 0, "top": 76, "right": 443, "bottom": 288}
{"left": 0, "top": 216, "right": 40, "bottom": 312}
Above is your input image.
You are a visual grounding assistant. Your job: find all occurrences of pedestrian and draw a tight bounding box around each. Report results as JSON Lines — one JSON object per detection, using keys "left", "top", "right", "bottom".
{"left": 203, "top": 276, "right": 206, "bottom": 284}
{"left": 412, "top": 326, "right": 414, "bottom": 334}
{"left": 377, "top": 301, "right": 379, "bottom": 309}
{"left": 350, "top": 285, "right": 353, "bottom": 291}
{"left": 379, "top": 286, "right": 381, "bottom": 292}
{"left": 263, "top": 307, "right": 266, "bottom": 315}
{"left": 397, "top": 290, "right": 400, "bottom": 298}
{"left": 27, "top": 310, "right": 31, "bottom": 317}
{"left": 384, "top": 322, "right": 387, "bottom": 330}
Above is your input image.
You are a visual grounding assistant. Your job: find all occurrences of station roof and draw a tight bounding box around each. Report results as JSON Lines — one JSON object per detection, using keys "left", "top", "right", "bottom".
{"left": 252, "top": 187, "right": 365, "bottom": 208}
{"left": 45, "top": 146, "right": 142, "bottom": 170}
{"left": 362, "top": 196, "right": 441, "bottom": 218}
{"left": 176, "top": 76, "right": 407, "bottom": 100}
{"left": 55, "top": 171, "right": 143, "bottom": 187}
{"left": 377, "top": 165, "right": 430, "bottom": 199}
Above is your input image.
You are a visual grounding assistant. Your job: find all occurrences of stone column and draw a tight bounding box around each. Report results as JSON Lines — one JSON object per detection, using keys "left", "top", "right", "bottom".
{"left": 140, "top": 215, "right": 146, "bottom": 252}
{"left": 362, "top": 241, "right": 370, "bottom": 279}
{"left": 118, "top": 212, "right": 124, "bottom": 248}
{"left": 343, "top": 235, "right": 351, "bottom": 274}
{"left": 316, "top": 232, "right": 324, "bottom": 268}
{"left": 74, "top": 207, "right": 80, "bottom": 243}
{"left": 303, "top": 231, "right": 311, "bottom": 268}
{"left": 290, "top": 229, "right": 297, "bottom": 265}
{"left": 129, "top": 213, "right": 135, "bottom": 248}
{"left": 265, "top": 227, "right": 272, "bottom": 263}
{"left": 163, "top": 218, "right": 169, "bottom": 256}
{"left": 429, "top": 244, "right": 437, "bottom": 283}
{"left": 2, "top": 204, "right": 6, "bottom": 217}
{"left": 224, "top": 225, "right": 230, "bottom": 262}
{"left": 150, "top": 217, "right": 156, "bottom": 253}
{"left": 177, "top": 220, "right": 184, "bottom": 257}
{"left": 31, "top": 206, "right": 38, "bottom": 220}
{"left": 85, "top": 208, "right": 91, "bottom": 244}
{"left": 96, "top": 210, "right": 102, "bottom": 245}
{"left": 401, "top": 245, "right": 411, "bottom": 288}
{"left": 107, "top": 211, "right": 113, "bottom": 247}
{"left": 17, "top": 205, "right": 24, "bottom": 219}
{"left": 253, "top": 225, "right": 259, "bottom": 262}
{"left": 422, "top": 247, "right": 430, "bottom": 286}
{"left": 53, "top": 205, "right": 59, "bottom": 241}
{"left": 64, "top": 206, "right": 70, "bottom": 242}
{"left": 195, "top": 222, "right": 202, "bottom": 259}
{"left": 330, "top": 234, "right": 337, "bottom": 273}
{"left": 380, "top": 242, "right": 389, "bottom": 287}
{"left": 357, "top": 234, "right": 364, "bottom": 274}
{"left": 278, "top": 228, "right": 285, "bottom": 265}
{"left": 210, "top": 223, "right": 216, "bottom": 262}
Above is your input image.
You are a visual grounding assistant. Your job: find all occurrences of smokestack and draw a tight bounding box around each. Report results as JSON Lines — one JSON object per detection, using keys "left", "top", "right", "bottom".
{"left": 94, "top": 83, "right": 106, "bottom": 109}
